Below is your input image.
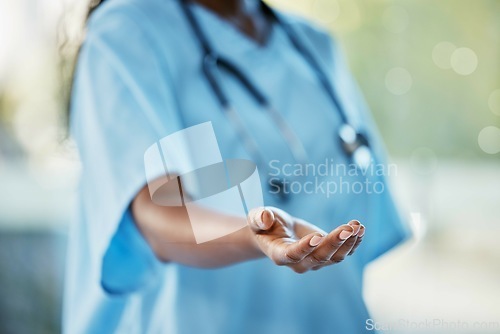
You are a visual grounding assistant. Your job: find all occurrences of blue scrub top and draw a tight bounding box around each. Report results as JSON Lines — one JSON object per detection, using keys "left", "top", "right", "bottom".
{"left": 64, "top": 0, "right": 409, "bottom": 332}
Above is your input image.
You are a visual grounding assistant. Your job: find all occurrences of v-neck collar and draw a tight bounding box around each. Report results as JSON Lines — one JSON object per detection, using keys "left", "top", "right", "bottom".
{"left": 188, "top": 2, "right": 280, "bottom": 58}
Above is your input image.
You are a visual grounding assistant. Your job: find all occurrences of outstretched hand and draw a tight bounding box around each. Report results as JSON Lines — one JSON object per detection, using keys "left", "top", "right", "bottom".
{"left": 247, "top": 207, "right": 364, "bottom": 273}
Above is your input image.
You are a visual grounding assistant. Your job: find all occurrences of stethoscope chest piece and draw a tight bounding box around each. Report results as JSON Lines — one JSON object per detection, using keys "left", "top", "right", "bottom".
{"left": 180, "top": 0, "right": 374, "bottom": 191}
{"left": 338, "top": 124, "right": 372, "bottom": 171}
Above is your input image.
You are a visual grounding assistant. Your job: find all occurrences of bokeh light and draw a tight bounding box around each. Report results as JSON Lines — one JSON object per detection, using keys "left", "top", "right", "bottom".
{"left": 450, "top": 47, "right": 478, "bottom": 76}
{"left": 385, "top": 67, "right": 412, "bottom": 95}
{"left": 488, "top": 89, "right": 500, "bottom": 116}
{"left": 477, "top": 126, "right": 500, "bottom": 154}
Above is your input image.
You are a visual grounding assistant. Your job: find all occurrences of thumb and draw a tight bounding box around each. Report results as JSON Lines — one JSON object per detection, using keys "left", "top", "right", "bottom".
{"left": 247, "top": 207, "right": 275, "bottom": 231}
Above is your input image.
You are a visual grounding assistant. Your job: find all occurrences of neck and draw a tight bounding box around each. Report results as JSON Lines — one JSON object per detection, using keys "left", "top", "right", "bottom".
{"left": 189, "top": 0, "right": 270, "bottom": 46}
{"left": 191, "top": 0, "right": 254, "bottom": 17}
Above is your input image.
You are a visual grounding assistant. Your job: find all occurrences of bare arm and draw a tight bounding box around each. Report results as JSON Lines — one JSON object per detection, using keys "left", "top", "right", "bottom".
{"left": 132, "top": 183, "right": 365, "bottom": 272}
{"left": 132, "top": 185, "right": 264, "bottom": 268}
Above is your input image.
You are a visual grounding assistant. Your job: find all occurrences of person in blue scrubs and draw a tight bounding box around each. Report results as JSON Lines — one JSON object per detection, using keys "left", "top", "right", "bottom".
{"left": 64, "top": 0, "right": 409, "bottom": 332}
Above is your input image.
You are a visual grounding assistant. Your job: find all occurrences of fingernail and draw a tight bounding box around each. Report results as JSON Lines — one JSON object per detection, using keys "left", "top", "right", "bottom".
{"left": 257, "top": 208, "right": 274, "bottom": 229}
{"left": 358, "top": 225, "right": 365, "bottom": 237}
{"left": 351, "top": 224, "right": 361, "bottom": 236}
{"left": 264, "top": 209, "right": 275, "bottom": 222}
{"left": 254, "top": 209, "right": 265, "bottom": 229}
{"left": 339, "top": 230, "right": 353, "bottom": 240}
{"left": 310, "top": 235, "right": 323, "bottom": 247}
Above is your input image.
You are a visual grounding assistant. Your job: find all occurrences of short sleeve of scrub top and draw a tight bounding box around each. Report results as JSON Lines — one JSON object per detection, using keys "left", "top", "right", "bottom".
{"left": 64, "top": 0, "right": 410, "bottom": 333}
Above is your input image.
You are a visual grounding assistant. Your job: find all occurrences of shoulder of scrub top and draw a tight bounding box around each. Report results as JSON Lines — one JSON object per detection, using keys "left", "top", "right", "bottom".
{"left": 274, "top": 9, "right": 340, "bottom": 64}
{"left": 81, "top": 0, "right": 187, "bottom": 86}
{"left": 84, "top": 0, "right": 183, "bottom": 45}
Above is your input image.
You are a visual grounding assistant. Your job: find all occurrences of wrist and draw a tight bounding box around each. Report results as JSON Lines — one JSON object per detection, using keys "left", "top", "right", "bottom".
{"left": 246, "top": 226, "right": 265, "bottom": 259}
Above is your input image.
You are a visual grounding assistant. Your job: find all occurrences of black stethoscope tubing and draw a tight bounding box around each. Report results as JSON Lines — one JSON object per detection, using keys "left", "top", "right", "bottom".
{"left": 179, "top": 0, "right": 372, "bottom": 198}
{"left": 180, "top": 0, "right": 348, "bottom": 124}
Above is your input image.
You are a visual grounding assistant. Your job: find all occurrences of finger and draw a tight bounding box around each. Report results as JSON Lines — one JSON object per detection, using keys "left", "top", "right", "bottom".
{"left": 306, "top": 224, "right": 355, "bottom": 265}
{"left": 343, "top": 220, "right": 362, "bottom": 256}
{"left": 247, "top": 207, "right": 275, "bottom": 232}
{"left": 330, "top": 221, "right": 362, "bottom": 263}
{"left": 348, "top": 224, "right": 365, "bottom": 255}
{"left": 276, "top": 233, "right": 324, "bottom": 265}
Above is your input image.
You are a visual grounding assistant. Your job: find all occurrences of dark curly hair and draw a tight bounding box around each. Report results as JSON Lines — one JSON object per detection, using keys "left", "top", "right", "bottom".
{"left": 60, "top": 0, "right": 106, "bottom": 126}
{"left": 87, "top": 0, "right": 106, "bottom": 19}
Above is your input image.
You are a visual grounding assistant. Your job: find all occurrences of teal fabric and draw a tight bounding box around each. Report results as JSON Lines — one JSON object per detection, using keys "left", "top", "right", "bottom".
{"left": 63, "top": 0, "right": 410, "bottom": 333}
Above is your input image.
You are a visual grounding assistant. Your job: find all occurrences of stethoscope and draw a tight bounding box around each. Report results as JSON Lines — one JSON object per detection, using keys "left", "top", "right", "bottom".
{"left": 179, "top": 0, "right": 372, "bottom": 200}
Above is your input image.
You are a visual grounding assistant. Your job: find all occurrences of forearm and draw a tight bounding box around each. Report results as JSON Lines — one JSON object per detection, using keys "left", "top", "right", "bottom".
{"left": 131, "top": 187, "right": 264, "bottom": 268}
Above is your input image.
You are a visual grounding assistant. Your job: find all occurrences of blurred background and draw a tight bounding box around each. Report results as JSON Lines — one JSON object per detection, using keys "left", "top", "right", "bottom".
{"left": 0, "top": 0, "right": 499, "bottom": 333}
